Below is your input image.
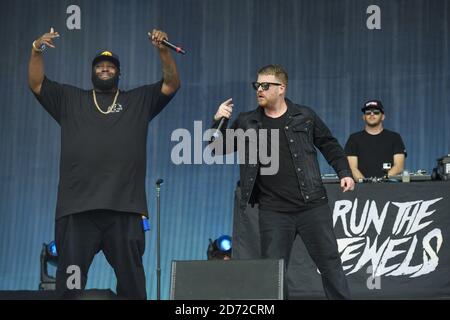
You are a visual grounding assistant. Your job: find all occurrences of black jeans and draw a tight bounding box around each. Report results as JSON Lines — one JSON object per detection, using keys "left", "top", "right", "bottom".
{"left": 259, "top": 204, "right": 350, "bottom": 300}
{"left": 55, "top": 210, "right": 147, "bottom": 300}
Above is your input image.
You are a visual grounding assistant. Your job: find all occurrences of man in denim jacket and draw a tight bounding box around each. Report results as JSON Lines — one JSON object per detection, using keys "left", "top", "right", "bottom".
{"left": 211, "top": 65, "right": 354, "bottom": 299}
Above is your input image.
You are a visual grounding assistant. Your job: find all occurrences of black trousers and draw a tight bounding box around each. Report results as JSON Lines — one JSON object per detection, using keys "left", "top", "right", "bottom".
{"left": 259, "top": 204, "right": 350, "bottom": 300}
{"left": 55, "top": 210, "right": 147, "bottom": 300}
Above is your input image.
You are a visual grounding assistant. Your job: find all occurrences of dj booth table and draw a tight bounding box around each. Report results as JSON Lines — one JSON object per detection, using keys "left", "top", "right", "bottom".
{"left": 232, "top": 181, "right": 450, "bottom": 299}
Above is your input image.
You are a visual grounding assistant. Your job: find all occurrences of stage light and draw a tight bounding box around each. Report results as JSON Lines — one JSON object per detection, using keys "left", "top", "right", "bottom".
{"left": 216, "top": 235, "right": 232, "bottom": 251}
{"left": 39, "top": 241, "right": 59, "bottom": 290}
{"left": 47, "top": 241, "right": 58, "bottom": 261}
{"left": 207, "top": 235, "right": 232, "bottom": 260}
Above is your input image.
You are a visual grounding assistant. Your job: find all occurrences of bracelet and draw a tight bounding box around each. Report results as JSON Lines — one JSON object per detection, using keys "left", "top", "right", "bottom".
{"left": 32, "top": 40, "right": 45, "bottom": 52}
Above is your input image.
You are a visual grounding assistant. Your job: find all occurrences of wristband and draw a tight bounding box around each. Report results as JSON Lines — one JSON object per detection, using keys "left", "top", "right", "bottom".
{"left": 32, "top": 40, "right": 45, "bottom": 52}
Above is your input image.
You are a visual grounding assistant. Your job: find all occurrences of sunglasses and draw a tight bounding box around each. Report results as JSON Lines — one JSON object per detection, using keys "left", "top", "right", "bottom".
{"left": 252, "top": 82, "right": 283, "bottom": 91}
{"left": 364, "top": 109, "right": 382, "bottom": 115}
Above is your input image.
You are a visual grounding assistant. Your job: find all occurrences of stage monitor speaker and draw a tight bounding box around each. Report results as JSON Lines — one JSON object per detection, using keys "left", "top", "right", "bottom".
{"left": 170, "top": 259, "right": 284, "bottom": 300}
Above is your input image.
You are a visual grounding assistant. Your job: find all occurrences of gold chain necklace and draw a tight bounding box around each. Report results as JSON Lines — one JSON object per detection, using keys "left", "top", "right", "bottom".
{"left": 92, "top": 89, "right": 120, "bottom": 114}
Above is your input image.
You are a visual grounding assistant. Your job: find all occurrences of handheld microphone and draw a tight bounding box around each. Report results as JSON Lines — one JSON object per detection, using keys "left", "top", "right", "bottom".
{"left": 212, "top": 117, "right": 226, "bottom": 141}
{"left": 156, "top": 178, "right": 164, "bottom": 185}
{"left": 162, "top": 39, "right": 186, "bottom": 55}
{"left": 147, "top": 32, "right": 186, "bottom": 55}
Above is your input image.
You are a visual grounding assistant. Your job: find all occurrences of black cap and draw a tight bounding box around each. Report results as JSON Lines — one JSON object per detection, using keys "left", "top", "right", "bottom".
{"left": 362, "top": 99, "right": 384, "bottom": 114}
{"left": 92, "top": 50, "right": 120, "bottom": 70}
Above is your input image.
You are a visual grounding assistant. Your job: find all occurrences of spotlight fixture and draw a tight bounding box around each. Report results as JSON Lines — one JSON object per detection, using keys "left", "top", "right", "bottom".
{"left": 207, "top": 235, "right": 232, "bottom": 260}
{"left": 39, "top": 241, "right": 58, "bottom": 290}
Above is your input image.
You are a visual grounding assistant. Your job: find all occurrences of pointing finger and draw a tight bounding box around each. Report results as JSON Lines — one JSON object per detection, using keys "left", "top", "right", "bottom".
{"left": 222, "top": 98, "right": 233, "bottom": 106}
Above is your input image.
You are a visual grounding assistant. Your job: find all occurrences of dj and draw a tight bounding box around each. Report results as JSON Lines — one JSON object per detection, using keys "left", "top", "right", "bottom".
{"left": 345, "top": 100, "right": 406, "bottom": 180}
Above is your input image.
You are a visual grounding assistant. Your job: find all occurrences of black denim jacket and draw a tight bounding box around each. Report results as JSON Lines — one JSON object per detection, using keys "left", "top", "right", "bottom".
{"left": 211, "top": 99, "right": 351, "bottom": 210}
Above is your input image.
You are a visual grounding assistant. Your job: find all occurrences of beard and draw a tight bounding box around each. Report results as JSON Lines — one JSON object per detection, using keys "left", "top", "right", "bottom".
{"left": 257, "top": 95, "right": 269, "bottom": 107}
{"left": 91, "top": 72, "right": 119, "bottom": 91}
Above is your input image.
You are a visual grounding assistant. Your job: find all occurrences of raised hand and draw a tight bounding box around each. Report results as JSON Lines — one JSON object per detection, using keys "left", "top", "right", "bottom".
{"left": 34, "top": 27, "right": 60, "bottom": 50}
{"left": 214, "top": 98, "right": 234, "bottom": 121}
{"left": 147, "top": 29, "right": 169, "bottom": 51}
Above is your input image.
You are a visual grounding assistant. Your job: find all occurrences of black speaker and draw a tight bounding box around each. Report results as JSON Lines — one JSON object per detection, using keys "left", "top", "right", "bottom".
{"left": 170, "top": 259, "right": 284, "bottom": 300}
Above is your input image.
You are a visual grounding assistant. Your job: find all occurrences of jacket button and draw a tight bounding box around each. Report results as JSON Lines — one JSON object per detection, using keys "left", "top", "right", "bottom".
{"left": 297, "top": 168, "right": 301, "bottom": 172}
{"left": 305, "top": 195, "right": 309, "bottom": 199}
{"left": 290, "top": 139, "right": 294, "bottom": 143}
{"left": 246, "top": 192, "right": 249, "bottom": 196}
{"left": 285, "top": 126, "right": 289, "bottom": 130}
{"left": 249, "top": 178, "right": 253, "bottom": 181}
{"left": 301, "top": 182, "right": 305, "bottom": 187}
{"left": 294, "top": 154, "right": 298, "bottom": 158}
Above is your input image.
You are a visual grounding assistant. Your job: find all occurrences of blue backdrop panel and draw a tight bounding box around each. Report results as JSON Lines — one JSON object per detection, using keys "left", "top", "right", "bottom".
{"left": 0, "top": 0, "right": 448, "bottom": 299}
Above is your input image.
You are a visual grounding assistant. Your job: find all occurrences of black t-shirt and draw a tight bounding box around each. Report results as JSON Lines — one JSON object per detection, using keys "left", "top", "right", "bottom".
{"left": 256, "top": 111, "right": 325, "bottom": 212}
{"left": 344, "top": 129, "right": 406, "bottom": 178}
{"left": 33, "top": 77, "right": 175, "bottom": 219}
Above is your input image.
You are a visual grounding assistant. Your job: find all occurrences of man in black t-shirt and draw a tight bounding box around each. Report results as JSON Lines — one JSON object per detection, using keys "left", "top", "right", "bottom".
{"left": 345, "top": 100, "right": 406, "bottom": 180}
{"left": 211, "top": 65, "right": 354, "bottom": 299}
{"left": 28, "top": 27, "right": 180, "bottom": 299}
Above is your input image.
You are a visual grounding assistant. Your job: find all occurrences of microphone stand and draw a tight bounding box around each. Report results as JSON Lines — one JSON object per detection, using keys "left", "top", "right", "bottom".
{"left": 155, "top": 178, "right": 163, "bottom": 300}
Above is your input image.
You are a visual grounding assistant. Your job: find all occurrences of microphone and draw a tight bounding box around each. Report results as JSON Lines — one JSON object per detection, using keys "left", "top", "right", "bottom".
{"left": 162, "top": 39, "right": 186, "bottom": 55}
{"left": 212, "top": 117, "right": 226, "bottom": 141}
{"left": 148, "top": 32, "right": 186, "bottom": 54}
{"left": 156, "top": 178, "right": 164, "bottom": 185}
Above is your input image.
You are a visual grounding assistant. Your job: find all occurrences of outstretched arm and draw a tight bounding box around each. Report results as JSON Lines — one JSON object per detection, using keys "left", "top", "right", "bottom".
{"left": 148, "top": 29, "right": 180, "bottom": 96}
{"left": 28, "top": 27, "right": 60, "bottom": 94}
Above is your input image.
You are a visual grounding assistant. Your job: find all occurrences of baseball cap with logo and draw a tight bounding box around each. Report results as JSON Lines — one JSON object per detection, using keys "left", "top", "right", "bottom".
{"left": 361, "top": 99, "right": 384, "bottom": 114}
{"left": 92, "top": 50, "right": 120, "bottom": 70}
